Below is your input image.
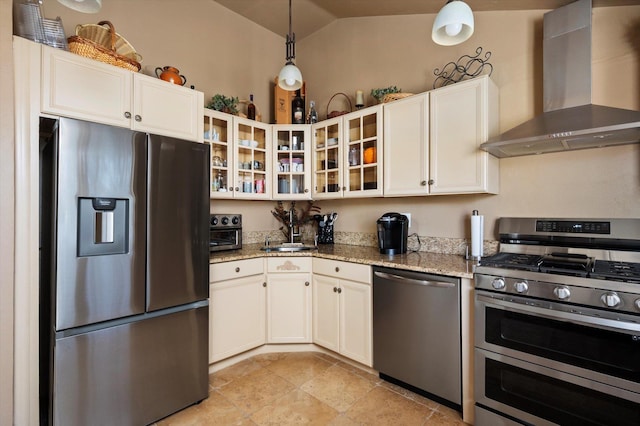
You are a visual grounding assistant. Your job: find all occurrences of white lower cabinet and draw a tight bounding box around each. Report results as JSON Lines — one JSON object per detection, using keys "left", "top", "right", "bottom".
{"left": 209, "top": 258, "right": 265, "bottom": 363}
{"left": 266, "top": 257, "right": 312, "bottom": 343}
{"left": 312, "top": 259, "right": 373, "bottom": 366}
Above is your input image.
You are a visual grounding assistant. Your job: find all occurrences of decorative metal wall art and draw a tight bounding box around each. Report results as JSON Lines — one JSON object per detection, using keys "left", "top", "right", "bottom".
{"left": 433, "top": 47, "right": 493, "bottom": 89}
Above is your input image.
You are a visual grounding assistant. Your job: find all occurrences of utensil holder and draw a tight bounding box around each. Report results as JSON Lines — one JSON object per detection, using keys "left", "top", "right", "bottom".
{"left": 317, "top": 223, "right": 334, "bottom": 244}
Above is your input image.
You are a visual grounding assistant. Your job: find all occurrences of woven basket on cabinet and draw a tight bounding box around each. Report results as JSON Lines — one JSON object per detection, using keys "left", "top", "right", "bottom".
{"left": 68, "top": 21, "right": 141, "bottom": 72}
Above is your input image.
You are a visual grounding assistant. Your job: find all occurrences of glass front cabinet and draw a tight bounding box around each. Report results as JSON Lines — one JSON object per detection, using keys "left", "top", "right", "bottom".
{"left": 343, "top": 105, "right": 383, "bottom": 197}
{"left": 204, "top": 108, "right": 234, "bottom": 198}
{"left": 312, "top": 117, "right": 342, "bottom": 199}
{"left": 313, "top": 106, "right": 383, "bottom": 199}
{"left": 234, "top": 117, "right": 271, "bottom": 199}
{"left": 272, "top": 125, "right": 311, "bottom": 200}
{"left": 205, "top": 108, "right": 272, "bottom": 200}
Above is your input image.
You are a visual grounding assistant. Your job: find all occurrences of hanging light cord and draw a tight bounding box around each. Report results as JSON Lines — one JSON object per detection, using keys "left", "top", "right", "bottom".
{"left": 285, "top": 0, "right": 296, "bottom": 63}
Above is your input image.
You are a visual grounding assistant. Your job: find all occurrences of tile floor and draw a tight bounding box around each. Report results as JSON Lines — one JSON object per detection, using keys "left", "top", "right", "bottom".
{"left": 157, "top": 352, "right": 468, "bottom": 425}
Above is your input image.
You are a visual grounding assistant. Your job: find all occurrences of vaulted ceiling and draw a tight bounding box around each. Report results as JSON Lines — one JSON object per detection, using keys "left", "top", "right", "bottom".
{"left": 213, "top": 0, "right": 637, "bottom": 39}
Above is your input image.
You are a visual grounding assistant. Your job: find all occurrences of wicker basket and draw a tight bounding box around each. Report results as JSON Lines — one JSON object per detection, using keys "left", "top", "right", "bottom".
{"left": 68, "top": 21, "right": 141, "bottom": 72}
{"left": 326, "top": 93, "right": 352, "bottom": 119}
{"left": 382, "top": 93, "right": 414, "bottom": 103}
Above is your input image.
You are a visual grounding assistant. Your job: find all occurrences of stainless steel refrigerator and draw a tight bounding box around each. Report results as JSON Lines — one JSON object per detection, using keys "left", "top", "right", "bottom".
{"left": 39, "top": 117, "right": 210, "bottom": 425}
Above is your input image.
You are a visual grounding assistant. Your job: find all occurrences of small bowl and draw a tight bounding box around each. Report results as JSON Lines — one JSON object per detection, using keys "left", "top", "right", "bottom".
{"left": 212, "top": 156, "right": 223, "bottom": 167}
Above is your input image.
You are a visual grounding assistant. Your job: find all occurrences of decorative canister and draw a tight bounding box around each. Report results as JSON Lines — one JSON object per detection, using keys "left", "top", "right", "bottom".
{"left": 155, "top": 66, "right": 186, "bottom": 86}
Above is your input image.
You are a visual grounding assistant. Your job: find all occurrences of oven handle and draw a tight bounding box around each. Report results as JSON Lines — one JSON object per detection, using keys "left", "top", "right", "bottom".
{"left": 476, "top": 293, "right": 640, "bottom": 335}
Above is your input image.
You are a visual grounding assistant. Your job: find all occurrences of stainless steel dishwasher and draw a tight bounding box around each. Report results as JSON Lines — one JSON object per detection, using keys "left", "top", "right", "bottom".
{"left": 373, "top": 266, "right": 461, "bottom": 410}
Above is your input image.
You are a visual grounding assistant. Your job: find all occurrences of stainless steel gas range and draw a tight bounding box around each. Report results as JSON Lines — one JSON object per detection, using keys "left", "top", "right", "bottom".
{"left": 473, "top": 218, "right": 640, "bottom": 426}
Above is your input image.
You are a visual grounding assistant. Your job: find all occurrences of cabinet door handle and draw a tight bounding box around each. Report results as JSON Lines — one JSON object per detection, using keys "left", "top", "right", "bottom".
{"left": 305, "top": 281, "right": 310, "bottom": 286}
{"left": 304, "top": 189, "right": 309, "bottom": 193}
{"left": 421, "top": 180, "right": 427, "bottom": 186}
{"left": 135, "top": 115, "right": 142, "bottom": 122}
{"left": 235, "top": 267, "right": 240, "bottom": 273}
{"left": 337, "top": 287, "right": 342, "bottom": 294}
{"left": 428, "top": 179, "right": 434, "bottom": 185}
{"left": 335, "top": 267, "right": 340, "bottom": 273}
{"left": 124, "top": 111, "right": 131, "bottom": 119}
{"left": 263, "top": 282, "right": 267, "bottom": 287}
{"left": 333, "top": 287, "right": 338, "bottom": 293}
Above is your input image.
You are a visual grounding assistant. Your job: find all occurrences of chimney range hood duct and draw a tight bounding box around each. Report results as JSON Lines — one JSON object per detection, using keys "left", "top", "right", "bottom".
{"left": 480, "top": 0, "right": 640, "bottom": 158}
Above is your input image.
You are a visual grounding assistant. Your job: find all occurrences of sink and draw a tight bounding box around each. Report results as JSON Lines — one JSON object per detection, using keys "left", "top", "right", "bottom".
{"left": 260, "top": 243, "right": 317, "bottom": 252}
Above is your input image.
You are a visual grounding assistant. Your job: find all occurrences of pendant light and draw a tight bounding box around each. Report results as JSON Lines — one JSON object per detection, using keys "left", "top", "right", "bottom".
{"left": 432, "top": 0, "right": 474, "bottom": 46}
{"left": 278, "top": 0, "right": 303, "bottom": 91}
{"left": 57, "top": 0, "right": 102, "bottom": 13}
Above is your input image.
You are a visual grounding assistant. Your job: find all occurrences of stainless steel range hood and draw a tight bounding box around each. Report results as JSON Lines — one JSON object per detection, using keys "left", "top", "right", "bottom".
{"left": 480, "top": 0, "right": 640, "bottom": 158}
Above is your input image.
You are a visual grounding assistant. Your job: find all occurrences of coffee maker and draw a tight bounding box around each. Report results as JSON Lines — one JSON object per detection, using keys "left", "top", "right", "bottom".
{"left": 377, "top": 212, "right": 409, "bottom": 255}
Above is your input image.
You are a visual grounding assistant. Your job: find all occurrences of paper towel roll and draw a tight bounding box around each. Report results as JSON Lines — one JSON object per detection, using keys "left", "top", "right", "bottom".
{"left": 471, "top": 211, "right": 484, "bottom": 259}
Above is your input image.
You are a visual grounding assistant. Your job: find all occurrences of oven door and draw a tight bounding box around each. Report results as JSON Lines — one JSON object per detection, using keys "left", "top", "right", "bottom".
{"left": 475, "top": 290, "right": 640, "bottom": 425}
{"left": 209, "top": 228, "right": 241, "bottom": 252}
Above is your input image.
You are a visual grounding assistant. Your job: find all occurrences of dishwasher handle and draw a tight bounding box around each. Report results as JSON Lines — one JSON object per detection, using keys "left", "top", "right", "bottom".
{"left": 374, "top": 271, "right": 456, "bottom": 288}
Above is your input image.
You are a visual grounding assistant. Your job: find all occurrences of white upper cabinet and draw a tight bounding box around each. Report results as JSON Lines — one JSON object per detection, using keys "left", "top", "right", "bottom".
{"left": 272, "top": 124, "right": 312, "bottom": 200}
{"left": 312, "top": 106, "right": 383, "bottom": 199}
{"left": 131, "top": 73, "right": 203, "bottom": 141}
{"left": 383, "top": 76, "right": 499, "bottom": 197}
{"left": 41, "top": 44, "right": 203, "bottom": 142}
{"left": 233, "top": 117, "right": 272, "bottom": 199}
{"left": 429, "top": 75, "right": 499, "bottom": 194}
{"left": 383, "top": 93, "right": 430, "bottom": 196}
{"left": 312, "top": 117, "right": 343, "bottom": 199}
{"left": 343, "top": 106, "right": 384, "bottom": 198}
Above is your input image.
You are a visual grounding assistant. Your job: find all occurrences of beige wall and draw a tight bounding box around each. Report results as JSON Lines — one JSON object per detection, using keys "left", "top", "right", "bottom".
{"left": 294, "top": 7, "right": 640, "bottom": 240}
{"left": 35, "top": 3, "right": 640, "bottom": 241}
{"left": 4, "top": 0, "right": 640, "bottom": 421}
{"left": 1, "top": 0, "right": 15, "bottom": 422}
{"left": 41, "top": 0, "right": 285, "bottom": 121}
{"left": 216, "top": 6, "right": 640, "bottom": 240}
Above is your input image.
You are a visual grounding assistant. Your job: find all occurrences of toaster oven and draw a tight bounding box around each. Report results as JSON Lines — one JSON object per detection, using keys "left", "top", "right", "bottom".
{"left": 209, "top": 214, "right": 242, "bottom": 252}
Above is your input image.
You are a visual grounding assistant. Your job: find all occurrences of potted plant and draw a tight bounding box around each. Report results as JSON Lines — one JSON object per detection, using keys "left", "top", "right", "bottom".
{"left": 206, "top": 94, "right": 239, "bottom": 114}
{"left": 370, "top": 86, "right": 401, "bottom": 103}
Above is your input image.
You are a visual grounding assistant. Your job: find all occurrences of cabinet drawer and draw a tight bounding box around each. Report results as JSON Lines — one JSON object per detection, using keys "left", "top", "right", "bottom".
{"left": 210, "top": 258, "right": 264, "bottom": 283}
{"left": 266, "top": 257, "right": 312, "bottom": 273}
{"left": 313, "top": 258, "right": 371, "bottom": 284}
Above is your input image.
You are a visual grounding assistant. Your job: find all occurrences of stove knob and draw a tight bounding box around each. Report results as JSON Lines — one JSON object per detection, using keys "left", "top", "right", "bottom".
{"left": 221, "top": 216, "right": 229, "bottom": 225}
{"left": 211, "top": 216, "right": 219, "bottom": 226}
{"left": 635, "top": 299, "right": 640, "bottom": 311}
{"left": 601, "top": 292, "right": 621, "bottom": 308}
{"left": 514, "top": 280, "right": 529, "bottom": 294}
{"left": 232, "top": 216, "right": 240, "bottom": 225}
{"left": 554, "top": 286, "right": 571, "bottom": 300}
{"left": 491, "top": 278, "right": 506, "bottom": 290}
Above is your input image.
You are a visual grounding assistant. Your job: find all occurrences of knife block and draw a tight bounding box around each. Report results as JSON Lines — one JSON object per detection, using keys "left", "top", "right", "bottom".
{"left": 317, "top": 223, "right": 334, "bottom": 244}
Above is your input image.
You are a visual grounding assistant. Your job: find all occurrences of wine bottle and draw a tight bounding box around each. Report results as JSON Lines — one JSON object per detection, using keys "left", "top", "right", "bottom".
{"left": 307, "top": 100, "right": 318, "bottom": 124}
{"left": 291, "top": 90, "right": 305, "bottom": 124}
{"left": 247, "top": 94, "right": 256, "bottom": 120}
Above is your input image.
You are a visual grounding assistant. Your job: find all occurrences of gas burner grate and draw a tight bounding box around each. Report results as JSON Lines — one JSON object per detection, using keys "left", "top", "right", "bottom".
{"left": 479, "top": 252, "right": 542, "bottom": 271}
{"left": 591, "top": 260, "right": 640, "bottom": 283}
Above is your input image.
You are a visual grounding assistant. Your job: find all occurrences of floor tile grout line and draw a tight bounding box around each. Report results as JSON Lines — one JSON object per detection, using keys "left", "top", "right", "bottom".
{"left": 204, "top": 352, "right": 465, "bottom": 425}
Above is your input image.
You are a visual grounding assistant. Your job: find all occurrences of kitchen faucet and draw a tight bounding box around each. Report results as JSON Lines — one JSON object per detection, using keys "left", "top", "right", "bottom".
{"left": 289, "top": 206, "right": 300, "bottom": 243}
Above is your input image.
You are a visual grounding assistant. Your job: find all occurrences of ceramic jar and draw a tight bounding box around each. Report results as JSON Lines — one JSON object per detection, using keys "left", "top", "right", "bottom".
{"left": 155, "top": 66, "right": 187, "bottom": 86}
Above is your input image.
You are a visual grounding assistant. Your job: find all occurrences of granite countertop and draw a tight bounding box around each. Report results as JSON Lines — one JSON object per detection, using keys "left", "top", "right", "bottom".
{"left": 210, "top": 243, "right": 477, "bottom": 279}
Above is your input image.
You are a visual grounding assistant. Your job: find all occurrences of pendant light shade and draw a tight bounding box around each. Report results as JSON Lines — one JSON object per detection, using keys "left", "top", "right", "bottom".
{"left": 278, "top": 0, "right": 303, "bottom": 91}
{"left": 57, "top": 0, "right": 102, "bottom": 13}
{"left": 432, "top": 0, "right": 474, "bottom": 46}
{"left": 278, "top": 63, "right": 303, "bottom": 91}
